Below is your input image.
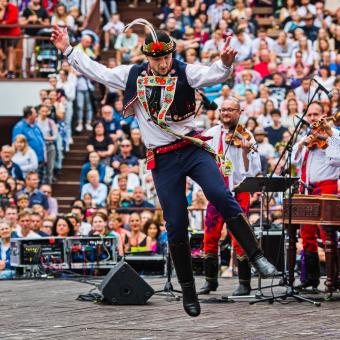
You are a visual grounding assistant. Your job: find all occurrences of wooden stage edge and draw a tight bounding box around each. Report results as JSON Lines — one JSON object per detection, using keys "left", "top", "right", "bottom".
{"left": 1, "top": 276, "right": 340, "bottom": 339}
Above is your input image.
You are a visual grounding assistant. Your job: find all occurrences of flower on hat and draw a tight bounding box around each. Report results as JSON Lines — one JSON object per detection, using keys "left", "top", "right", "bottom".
{"left": 151, "top": 42, "right": 165, "bottom": 52}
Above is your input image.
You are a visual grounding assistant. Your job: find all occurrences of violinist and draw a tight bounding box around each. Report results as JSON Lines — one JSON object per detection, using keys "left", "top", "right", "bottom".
{"left": 292, "top": 101, "right": 340, "bottom": 291}
{"left": 199, "top": 98, "right": 262, "bottom": 297}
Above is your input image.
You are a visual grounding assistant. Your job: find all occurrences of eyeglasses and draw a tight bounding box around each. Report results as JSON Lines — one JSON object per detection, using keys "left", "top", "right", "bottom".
{"left": 220, "top": 108, "right": 239, "bottom": 113}
{"left": 121, "top": 145, "right": 130, "bottom": 147}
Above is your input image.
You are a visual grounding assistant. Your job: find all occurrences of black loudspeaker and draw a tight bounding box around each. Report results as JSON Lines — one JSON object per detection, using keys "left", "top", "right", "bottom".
{"left": 260, "top": 230, "right": 284, "bottom": 273}
{"left": 99, "top": 261, "right": 154, "bottom": 305}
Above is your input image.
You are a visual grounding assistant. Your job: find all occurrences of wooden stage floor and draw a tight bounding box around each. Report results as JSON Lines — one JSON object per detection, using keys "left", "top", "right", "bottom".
{"left": 1, "top": 276, "right": 340, "bottom": 340}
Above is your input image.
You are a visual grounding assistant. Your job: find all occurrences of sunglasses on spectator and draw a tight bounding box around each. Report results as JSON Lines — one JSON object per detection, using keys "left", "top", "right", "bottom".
{"left": 219, "top": 108, "right": 239, "bottom": 113}
{"left": 121, "top": 144, "right": 131, "bottom": 147}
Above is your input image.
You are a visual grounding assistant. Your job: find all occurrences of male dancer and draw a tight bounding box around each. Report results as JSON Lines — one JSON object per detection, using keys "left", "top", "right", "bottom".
{"left": 199, "top": 98, "right": 262, "bottom": 296}
{"left": 292, "top": 101, "right": 340, "bottom": 290}
{"left": 51, "top": 21, "right": 276, "bottom": 317}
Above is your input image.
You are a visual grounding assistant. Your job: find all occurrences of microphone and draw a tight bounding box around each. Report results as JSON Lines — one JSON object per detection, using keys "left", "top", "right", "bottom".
{"left": 313, "top": 78, "right": 333, "bottom": 99}
{"left": 197, "top": 90, "right": 218, "bottom": 110}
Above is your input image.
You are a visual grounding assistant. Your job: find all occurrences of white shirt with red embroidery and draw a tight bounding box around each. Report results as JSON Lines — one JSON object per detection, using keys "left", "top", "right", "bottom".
{"left": 292, "top": 128, "right": 340, "bottom": 185}
{"left": 64, "top": 46, "right": 233, "bottom": 148}
{"left": 204, "top": 124, "right": 262, "bottom": 190}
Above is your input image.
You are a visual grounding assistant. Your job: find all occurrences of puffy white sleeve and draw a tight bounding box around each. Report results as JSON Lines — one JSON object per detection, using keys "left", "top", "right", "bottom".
{"left": 325, "top": 133, "right": 340, "bottom": 167}
{"left": 65, "top": 46, "right": 133, "bottom": 90}
{"left": 186, "top": 60, "right": 233, "bottom": 89}
{"left": 291, "top": 143, "right": 304, "bottom": 166}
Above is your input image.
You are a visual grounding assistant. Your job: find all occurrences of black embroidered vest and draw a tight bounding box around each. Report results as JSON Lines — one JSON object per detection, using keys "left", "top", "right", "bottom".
{"left": 123, "top": 59, "right": 196, "bottom": 122}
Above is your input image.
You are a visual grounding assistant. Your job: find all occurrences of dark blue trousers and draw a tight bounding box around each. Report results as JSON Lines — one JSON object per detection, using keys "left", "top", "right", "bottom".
{"left": 152, "top": 145, "right": 242, "bottom": 244}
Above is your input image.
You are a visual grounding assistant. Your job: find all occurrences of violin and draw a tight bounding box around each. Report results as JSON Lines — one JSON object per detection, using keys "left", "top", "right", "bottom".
{"left": 225, "top": 124, "right": 258, "bottom": 152}
{"left": 305, "top": 112, "right": 340, "bottom": 150}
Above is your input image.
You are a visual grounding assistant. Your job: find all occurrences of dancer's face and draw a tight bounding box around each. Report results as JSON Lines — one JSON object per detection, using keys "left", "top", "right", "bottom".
{"left": 147, "top": 54, "right": 173, "bottom": 76}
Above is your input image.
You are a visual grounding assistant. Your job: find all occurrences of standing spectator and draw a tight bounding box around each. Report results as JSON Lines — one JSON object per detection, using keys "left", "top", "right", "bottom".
{"left": 80, "top": 151, "right": 106, "bottom": 189}
{"left": 114, "top": 28, "right": 138, "bottom": 65}
{"left": 74, "top": 35, "right": 96, "bottom": 132}
{"left": 103, "top": 13, "right": 124, "bottom": 51}
{"left": 57, "top": 69, "right": 76, "bottom": 151}
{"left": 112, "top": 139, "right": 139, "bottom": 175}
{"left": 87, "top": 120, "right": 115, "bottom": 165}
{"left": 0, "top": 220, "right": 15, "bottom": 279}
{"left": 0, "top": 145, "right": 24, "bottom": 181}
{"left": 0, "top": 0, "right": 20, "bottom": 78}
{"left": 12, "top": 135, "right": 38, "bottom": 179}
{"left": 81, "top": 170, "right": 108, "bottom": 207}
{"left": 36, "top": 105, "right": 58, "bottom": 184}
{"left": 20, "top": 0, "right": 49, "bottom": 78}
{"left": 12, "top": 106, "right": 45, "bottom": 179}
{"left": 40, "top": 184, "right": 58, "bottom": 218}
{"left": 18, "top": 171, "right": 49, "bottom": 210}
{"left": 264, "top": 110, "right": 289, "bottom": 146}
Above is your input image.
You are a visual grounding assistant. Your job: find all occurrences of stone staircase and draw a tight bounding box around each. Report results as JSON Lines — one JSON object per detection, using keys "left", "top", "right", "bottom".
{"left": 52, "top": 133, "right": 88, "bottom": 213}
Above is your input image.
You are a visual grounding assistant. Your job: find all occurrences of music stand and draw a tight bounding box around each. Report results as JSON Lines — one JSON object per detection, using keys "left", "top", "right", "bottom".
{"left": 222, "top": 177, "right": 298, "bottom": 302}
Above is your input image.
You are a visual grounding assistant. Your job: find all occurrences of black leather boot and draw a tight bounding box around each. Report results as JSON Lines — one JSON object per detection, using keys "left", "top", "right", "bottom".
{"left": 297, "top": 251, "right": 320, "bottom": 292}
{"left": 232, "top": 258, "right": 251, "bottom": 296}
{"left": 198, "top": 253, "right": 219, "bottom": 295}
{"left": 226, "top": 213, "right": 277, "bottom": 278}
{"left": 168, "top": 242, "right": 201, "bottom": 317}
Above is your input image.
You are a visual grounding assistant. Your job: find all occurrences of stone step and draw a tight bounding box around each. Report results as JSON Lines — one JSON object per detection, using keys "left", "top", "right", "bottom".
{"left": 52, "top": 181, "right": 81, "bottom": 197}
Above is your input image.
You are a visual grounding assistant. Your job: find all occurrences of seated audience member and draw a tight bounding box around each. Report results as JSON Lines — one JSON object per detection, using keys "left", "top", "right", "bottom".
{"left": 16, "top": 193, "right": 30, "bottom": 211}
{"left": 40, "top": 184, "right": 58, "bottom": 218}
{"left": 16, "top": 210, "right": 41, "bottom": 238}
{"left": 71, "top": 205, "right": 92, "bottom": 235}
{"left": 83, "top": 193, "right": 96, "bottom": 209}
{"left": 257, "top": 99, "right": 275, "bottom": 128}
{"left": 0, "top": 220, "right": 15, "bottom": 279}
{"left": 111, "top": 139, "right": 139, "bottom": 175}
{"left": 140, "top": 210, "right": 154, "bottom": 227}
{"left": 65, "top": 213, "right": 81, "bottom": 236}
{"left": 0, "top": 167, "right": 9, "bottom": 182}
{"left": 80, "top": 151, "right": 106, "bottom": 189}
{"left": 81, "top": 170, "right": 108, "bottom": 207}
{"left": 0, "top": 145, "right": 24, "bottom": 181}
{"left": 31, "top": 204, "right": 46, "bottom": 218}
{"left": 111, "top": 162, "right": 140, "bottom": 192}
{"left": 4, "top": 206, "right": 19, "bottom": 231}
{"left": 103, "top": 13, "right": 125, "bottom": 51}
{"left": 130, "top": 128, "right": 146, "bottom": 159}
{"left": 88, "top": 211, "right": 109, "bottom": 236}
{"left": 18, "top": 172, "right": 49, "bottom": 211}
{"left": 30, "top": 212, "right": 49, "bottom": 236}
{"left": 108, "top": 213, "right": 130, "bottom": 252}
{"left": 127, "top": 212, "right": 152, "bottom": 252}
{"left": 100, "top": 105, "right": 123, "bottom": 143}
{"left": 106, "top": 188, "right": 122, "bottom": 212}
{"left": 0, "top": 180, "right": 11, "bottom": 208}
{"left": 12, "top": 135, "right": 38, "bottom": 179}
{"left": 143, "top": 219, "right": 161, "bottom": 253}
{"left": 116, "top": 174, "right": 133, "bottom": 204}
{"left": 87, "top": 121, "right": 115, "bottom": 166}
{"left": 264, "top": 110, "right": 289, "bottom": 146}
{"left": 52, "top": 216, "right": 75, "bottom": 237}
{"left": 41, "top": 218, "right": 54, "bottom": 236}
{"left": 254, "top": 128, "right": 276, "bottom": 159}
{"left": 129, "top": 187, "right": 155, "bottom": 213}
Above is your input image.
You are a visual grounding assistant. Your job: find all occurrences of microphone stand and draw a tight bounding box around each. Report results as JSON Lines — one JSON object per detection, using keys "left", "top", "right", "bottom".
{"left": 250, "top": 84, "right": 323, "bottom": 306}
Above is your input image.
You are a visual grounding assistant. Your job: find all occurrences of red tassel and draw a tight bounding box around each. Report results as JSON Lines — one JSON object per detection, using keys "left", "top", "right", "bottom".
{"left": 146, "top": 149, "right": 156, "bottom": 170}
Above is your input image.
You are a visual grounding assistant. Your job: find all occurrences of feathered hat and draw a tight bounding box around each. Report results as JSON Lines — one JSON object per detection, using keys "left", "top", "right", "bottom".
{"left": 125, "top": 18, "right": 176, "bottom": 57}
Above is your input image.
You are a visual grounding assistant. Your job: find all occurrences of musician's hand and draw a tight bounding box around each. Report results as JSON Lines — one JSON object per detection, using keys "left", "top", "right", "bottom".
{"left": 220, "top": 36, "right": 238, "bottom": 68}
{"left": 241, "top": 139, "right": 252, "bottom": 154}
{"left": 321, "top": 120, "right": 333, "bottom": 136}
{"left": 51, "top": 25, "right": 70, "bottom": 53}
{"left": 302, "top": 134, "right": 315, "bottom": 147}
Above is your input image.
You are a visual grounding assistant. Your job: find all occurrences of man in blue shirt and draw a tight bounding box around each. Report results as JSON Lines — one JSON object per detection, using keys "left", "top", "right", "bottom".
{"left": 12, "top": 106, "right": 46, "bottom": 178}
{"left": 0, "top": 145, "right": 24, "bottom": 181}
{"left": 100, "top": 105, "right": 123, "bottom": 143}
{"left": 80, "top": 151, "right": 106, "bottom": 189}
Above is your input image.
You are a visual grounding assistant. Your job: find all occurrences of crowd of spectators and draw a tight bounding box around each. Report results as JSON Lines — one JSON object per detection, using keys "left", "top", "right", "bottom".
{"left": 1, "top": 0, "right": 340, "bottom": 279}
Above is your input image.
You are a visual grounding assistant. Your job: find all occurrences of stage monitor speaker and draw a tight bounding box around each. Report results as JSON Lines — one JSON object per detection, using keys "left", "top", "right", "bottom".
{"left": 99, "top": 261, "right": 154, "bottom": 305}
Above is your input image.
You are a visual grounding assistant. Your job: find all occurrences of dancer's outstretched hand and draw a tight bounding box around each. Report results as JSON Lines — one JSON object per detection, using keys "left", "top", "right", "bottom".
{"left": 51, "top": 25, "right": 70, "bottom": 53}
{"left": 220, "top": 36, "right": 238, "bottom": 67}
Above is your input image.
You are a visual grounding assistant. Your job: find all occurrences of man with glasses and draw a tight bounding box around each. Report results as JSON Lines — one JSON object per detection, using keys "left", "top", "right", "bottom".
{"left": 52, "top": 22, "right": 276, "bottom": 317}
{"left": 199, "top": 98, "right": 261, "bottom": 297}
{"left": 112, "top": 139, "right": 139, "bottom": 175}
